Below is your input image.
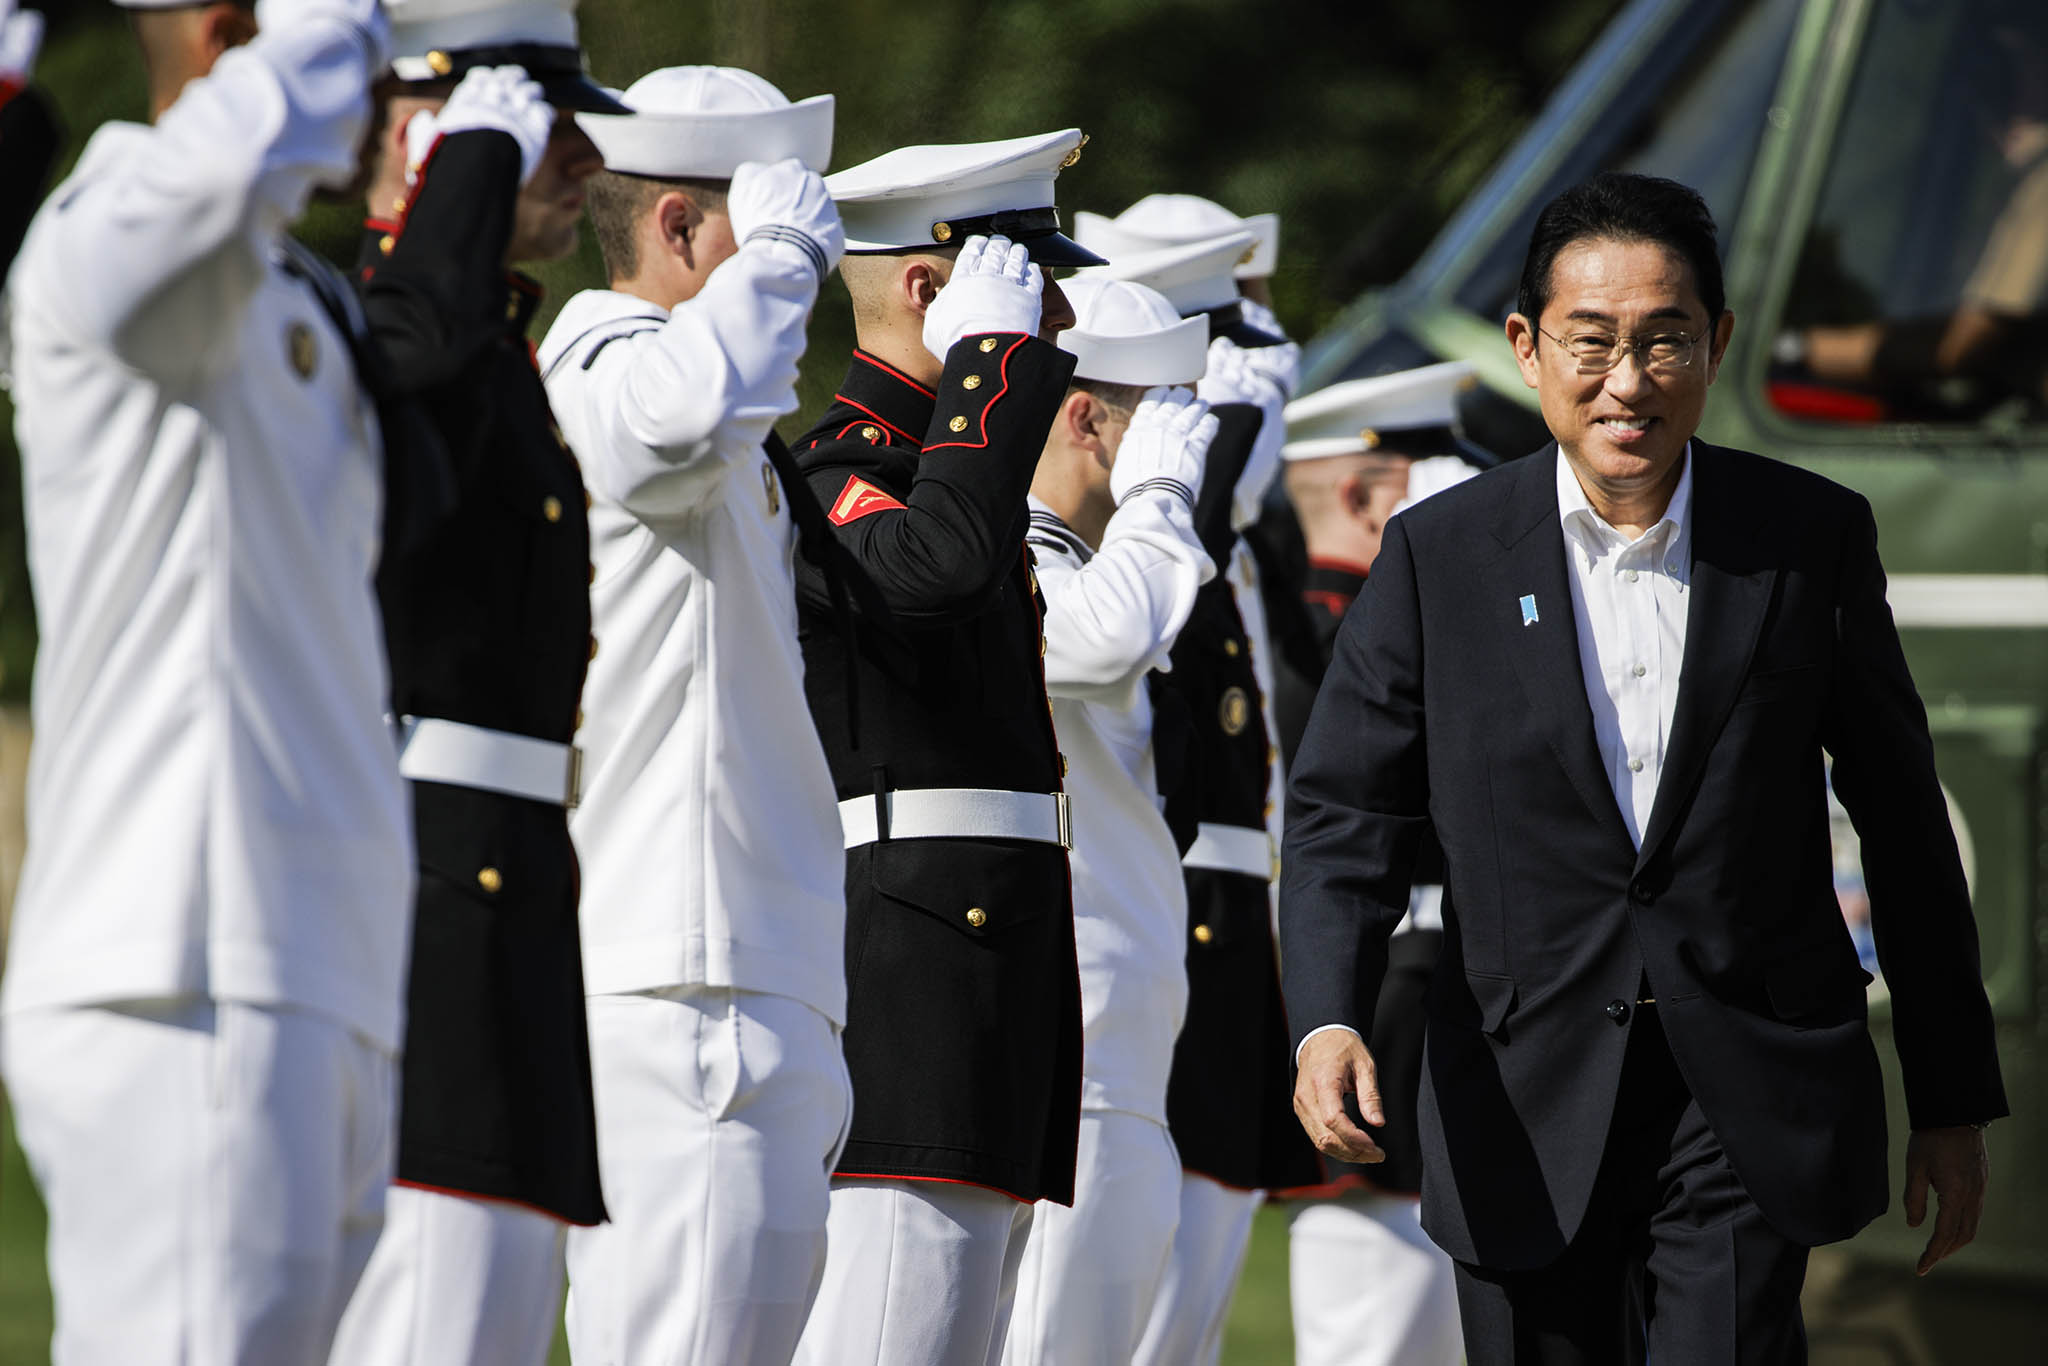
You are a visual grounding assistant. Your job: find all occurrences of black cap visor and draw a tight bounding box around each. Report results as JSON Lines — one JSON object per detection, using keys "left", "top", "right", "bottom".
{"left": 847, "top": 206, "right": 1109, "bottom": 267}
{"left": 1202, "top": 301, "right": 1285, "bottom": 348}
{"left": 399, "top": 43, "right": 630, "bottom": 115}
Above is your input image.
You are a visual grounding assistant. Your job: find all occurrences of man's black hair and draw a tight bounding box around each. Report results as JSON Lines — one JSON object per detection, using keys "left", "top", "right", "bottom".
{"left": 1516, "top": 172, "right": 1725, "bottom": 325}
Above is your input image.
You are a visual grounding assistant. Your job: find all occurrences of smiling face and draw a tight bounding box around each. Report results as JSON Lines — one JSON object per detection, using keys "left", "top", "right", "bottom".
{"left": 1508, "top": 236, "right": 1734, "bottom": 511}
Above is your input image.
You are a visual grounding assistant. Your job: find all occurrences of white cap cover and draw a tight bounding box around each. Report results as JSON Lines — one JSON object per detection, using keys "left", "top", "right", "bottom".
{"left": 1074, "top": 229, "right": 1257, "bottom": 317}
{"left": 578, "top": 66, "right": 834, "bottom": 177}
{"left": 1057, "top": 278, "right": 1210, "bottom": 387}
{"left": 1281, "top": 361, "right": 1479, "bottom": 462}
{"left": 1075, "top": 193, "right": 1280, "bottom": 279}
{"left": 826, "top": 129, "right": 1104, "bottom": 266}
{"left": 387, "top": 0, "right": 575, "bottom": 66}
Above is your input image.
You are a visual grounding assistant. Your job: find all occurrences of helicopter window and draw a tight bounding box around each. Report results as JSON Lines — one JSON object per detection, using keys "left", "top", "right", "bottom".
{"left": 1451, "top": 0, "right": 1804, "bottom": 324}
{"left": 1769, "top": 0, "right": 2048, "bottom": 425}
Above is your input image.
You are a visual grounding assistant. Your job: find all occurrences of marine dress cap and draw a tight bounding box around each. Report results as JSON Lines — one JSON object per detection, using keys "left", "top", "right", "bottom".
{"left": 1075, "top": 229, "right": 1278, "bottom": 346}
{"left": 578, "top": 66, "right": 834, "bottom": 177}
{"left": 385, "top": 0, "right": 626, "bottom": 113}
{"left": 1075, "top": 193, "right": 1279, "bottom": 280}
{"left": 827, "top": 129, "right": 1105, "bottom": 267}
{"left": 1057, "top": 277, "right": 1209, "bottom": 388}
{"left": 1282, "top": 360, "right": 1489, "bottom": 464}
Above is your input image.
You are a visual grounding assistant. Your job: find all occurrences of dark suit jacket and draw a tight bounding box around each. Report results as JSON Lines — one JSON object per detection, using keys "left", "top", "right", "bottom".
{"left": 1280, "top": 441, "right": 2005, "bottom": 1270}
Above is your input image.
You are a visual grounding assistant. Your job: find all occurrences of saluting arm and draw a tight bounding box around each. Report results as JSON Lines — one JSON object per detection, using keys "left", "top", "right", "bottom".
{"left": 29, "top": 2, "right": 384, "bottom": 384}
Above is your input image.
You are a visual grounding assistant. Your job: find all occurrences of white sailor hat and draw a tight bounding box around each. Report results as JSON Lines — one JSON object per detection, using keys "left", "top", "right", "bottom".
{"left": 1075, "top": 230, "right": 1281, "bottom": 347}
{"left": 1282, "top": 361, "right": 1495, "bottom": 464}
{"left": 827, "top": 129, "right": 1106, "bottom": 267}
{"left": 578, "top": 67, "right": 833, "bottom": 178}
{"left": 384, "top": 0, "right": 626, "bottom": 113}
{"left": 1057, "top": 277, "right": 1209, "bottom": 388}
{"left": 1075, "top": 193, "right": 1280, "bottom": 280}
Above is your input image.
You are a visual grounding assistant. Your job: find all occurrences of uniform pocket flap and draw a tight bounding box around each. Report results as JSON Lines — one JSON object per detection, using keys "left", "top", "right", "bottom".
{"left": 868, "top": 836, "right": 1060, "bottom": 939}
{"left": 1464, "top": 969, "right": 1518, "bottom": 1037}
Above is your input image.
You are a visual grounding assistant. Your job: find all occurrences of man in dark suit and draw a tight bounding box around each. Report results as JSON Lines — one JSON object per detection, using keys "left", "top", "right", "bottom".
{"left": 1281, "top": 172, "right": 2006, "bottom": 1363}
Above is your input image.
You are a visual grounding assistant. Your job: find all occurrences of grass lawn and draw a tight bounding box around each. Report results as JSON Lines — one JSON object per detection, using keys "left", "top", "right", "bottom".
{"left": 2, "top": 1097, "right": 1297, "bottom": 1364}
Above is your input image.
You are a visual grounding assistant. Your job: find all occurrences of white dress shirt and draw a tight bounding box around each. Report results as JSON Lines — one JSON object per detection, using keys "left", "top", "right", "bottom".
{"left": 1556, "top": 445, "right": 1693, "bottom": 847}
{"left": 2, "top": 19, "right": 414, "bottom": 1051}
{"left": 1296, "top": 446, "right": 1694, "bottom": 1060}
{"left": 1027, "top": 490, "right": 1212, "bottom": 1122}
{"left": 537, "top": 265, "right": 846, "bottom": 1023}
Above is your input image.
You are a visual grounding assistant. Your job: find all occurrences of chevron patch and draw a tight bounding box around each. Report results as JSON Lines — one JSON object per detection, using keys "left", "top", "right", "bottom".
{"left": 829, "top": 475, "right": 906, "bottom": 525}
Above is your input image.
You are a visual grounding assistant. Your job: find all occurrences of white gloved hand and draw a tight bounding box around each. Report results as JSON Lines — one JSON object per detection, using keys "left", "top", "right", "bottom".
{"left": 0, "top": 0, "right": 45, "bottom": 92}
{"left": 255, "top": 0, "right": 392, "bottom": 72}
{"left": 729, "top": 157, "right": 844, "bottom": 284}
{"left": 1237, "top": 300, "right": 1302, "bottom": 399}
{"left": 405, "top": 64, "right": 553, "bottom": 188}
{"left": 1200, "top": 335, "right": 1286, "bottom": 411}
{"left": 922, "top": 233, "right": 1043, "bottom": 360}
{"left": 1110, "top": 385, "right": 1216, "bottom": 508}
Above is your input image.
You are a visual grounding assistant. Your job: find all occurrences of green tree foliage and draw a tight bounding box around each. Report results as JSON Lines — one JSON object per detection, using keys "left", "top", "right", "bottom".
{"left": 0, "top": 0, "right": 1622, "bottom": 700}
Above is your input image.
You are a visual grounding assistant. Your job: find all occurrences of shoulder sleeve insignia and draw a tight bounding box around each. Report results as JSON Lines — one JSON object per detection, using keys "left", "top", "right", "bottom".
{"left": 829, "top": 475, "right": 907, "bottom": 526}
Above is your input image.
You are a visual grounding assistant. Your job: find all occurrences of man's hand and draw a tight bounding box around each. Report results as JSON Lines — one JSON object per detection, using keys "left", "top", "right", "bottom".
{"left": 922, "top": 233, "right": 1042, "bottom": 359}
{"left": 1904, "top": 1125, "right": 1989, "bottom": 1275}
{"left": 731, "top": 158, "right": 844, "bottom": 284}
{"left": 407, "top": 65, "right": 554, "bottom": 188}
{"left": 1293, "top": 1027, "right": 1387, "bottom": 1164}
{"left": 1109, "top": 385, "right": 1214, "bottom": 507}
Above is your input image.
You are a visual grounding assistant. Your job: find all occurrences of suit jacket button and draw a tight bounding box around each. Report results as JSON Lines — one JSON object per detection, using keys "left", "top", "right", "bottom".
{"left": 1605, "top": 999, "right": 1629, "bottom": 1024}
{"left": 1629, "top": 882, "right": 1653, "bottom": 905}
{"left": 966, "top": 907, "right": 988, "bottom": 928}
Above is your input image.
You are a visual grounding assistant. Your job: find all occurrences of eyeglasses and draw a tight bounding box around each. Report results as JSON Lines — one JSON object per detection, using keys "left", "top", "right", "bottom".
{"left": 1536, "top": 325, "right": 1708, "bottom": 375}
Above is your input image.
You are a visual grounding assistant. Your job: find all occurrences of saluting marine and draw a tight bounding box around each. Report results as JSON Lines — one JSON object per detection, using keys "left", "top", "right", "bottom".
{"left": 1, "top": 3, "right": 410, "bottom": 1361}
{"left": 786, "top": 133, "right": 1097, "bottom": 1366}
{"left": 1073, "top": 222, "right": 1318, "bottom": 1366}
{"left": 325, "top": 3, "right": 619, "bottom": 1363}
{"left": 1001, "top": 278, "right": 1218, "bottom": 1365}
{"left": 535, "top": 66, "right": 862, "bottom": 1364}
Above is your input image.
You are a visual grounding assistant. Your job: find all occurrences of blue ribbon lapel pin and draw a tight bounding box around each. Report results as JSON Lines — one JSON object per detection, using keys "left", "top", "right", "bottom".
{"left": 1519, "top": 594, "right": 1540, "bottom": 627}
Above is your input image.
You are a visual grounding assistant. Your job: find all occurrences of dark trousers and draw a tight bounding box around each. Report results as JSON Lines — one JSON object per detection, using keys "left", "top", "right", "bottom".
{"left": 1453, "top": 1005, "right": 1810, "bottom": 1365}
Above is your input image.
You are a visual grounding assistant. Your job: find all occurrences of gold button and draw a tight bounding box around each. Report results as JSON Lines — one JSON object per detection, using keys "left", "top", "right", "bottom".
{"left": 979, "top": 337, "right": 999, "bottom": 353}
{"left": 588, "top": 637, "right": 599, "bottom": 661}
{"left": 476, "top": 866, "right": 502, "bottom": 893}
{"left": 391, "top": 196, "right": 408, "bottom": 218}
{"left": 1059, "top": 753, "right": 1068, "bottom": 776}
{"left": 584, "top": 489, "right": 593, "bottom": 510}
{"left": 426, "top": 49, "right": 454, "bottom": 76}
{"left": 962, "top": 374, "right": 982, "bottom": 390}
{"left": 575, "top": 708, "right": 585, "bottom": 730}
{"left": 379, "top": 233, "right": 396, "bottom": 255}
{"left": 505, "top": 295, "right": 521, "bottom": 322}
{"left": 932, "top": 220, "right": 954, "bottom": 243}
{"left": 855, "top": 425, "right": 877, "bottom": 442}
{"left": 966, "top": 907, "right": 987, "bottom": 928}
{"left": 1224, "top": 639, "right": 1241, "bottom": 657}
{"left": 1263, "top": 800, "right": 1275, "bottom": 820}
{"left": 1193, "top": 923, "right": 1214, "bottom": 944}
{"left": 1040, "top": 635, "right": 1047, "bottom": 657}
{"left": 542, "top": 495, "right": 563, "bottom": 522}
{"left": 948, "top": 415, "right": 968, "bottom": 433}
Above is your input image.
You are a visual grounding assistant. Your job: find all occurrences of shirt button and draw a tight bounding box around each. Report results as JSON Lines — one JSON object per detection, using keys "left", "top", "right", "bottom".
{"left": 1628, "top": 757, "right": 1645, "bottom": 773}
{"left": 1626, "top": 569, "right": 1641, "bottom": 583}
{"left": 1633, "top": 664, "right": 1647, "bottom": 678}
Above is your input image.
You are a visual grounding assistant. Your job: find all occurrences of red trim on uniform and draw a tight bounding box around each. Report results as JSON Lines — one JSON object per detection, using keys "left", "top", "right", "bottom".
{"left": 1307, "top": 555, "right": 1373, "bottom": 578}
{"left": 834, "top": 420, "right": 888, "bottom": 446}
{"left": 828, "top": 475, "right": 907, "bottom": 525}
{"left": 924, "top": 335, "right": 1026, "bottom": 451}
{"left": 833, "top": 1171, "right": 1032, "bottom": 1204}
{"left": 0, "top": 78, "right": 23, "bottom": 109}
{"left": 391, "top": 1178, "right": 596, "bottom": 1226}
{"left": 851, "top": 348, "right": 937, "bottom": 398}
{"left": 830, "top": 395, "right": 921, "bottom": 445}
{"left": 1303, "top": 589, "right": 1355, "bottom": 614}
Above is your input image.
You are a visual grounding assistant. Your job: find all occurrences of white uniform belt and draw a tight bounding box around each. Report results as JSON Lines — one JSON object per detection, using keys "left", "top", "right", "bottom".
{"left": 396, "top": 716, "right": 581, "bottom": 808}
{"left": 1182, "top": 822, "right": 1276, "bottom": 881}
{"left": 839, "top": 788, "right": 1071, "bottom": 850}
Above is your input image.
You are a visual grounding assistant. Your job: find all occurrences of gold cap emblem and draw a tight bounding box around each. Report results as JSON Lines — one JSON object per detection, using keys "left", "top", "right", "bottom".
{"left": 1219, "top": 685, "right": 1251, "bottom": 736}
{"left": 427, "top": 50, "right": 454, "bottom": 77}
{"left": 1239, "top": 245, "right": 1257, "bottom": 266}
{"left": 1358, "top": 427, "right": 1381, "bottom": 449}
{"left": 931, "top": 220, "right": 954, "bottom": 243}
{"left": 1060, "top": 133, "right": 1090, "bottom": 170}
{"left": 286, "top": 321, "right": 318, "bottom": 380}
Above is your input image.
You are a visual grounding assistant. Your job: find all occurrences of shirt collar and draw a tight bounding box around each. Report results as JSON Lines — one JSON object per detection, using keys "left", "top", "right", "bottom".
{"left": 1556, "top": 441, "right": 1693, "bottom": 554}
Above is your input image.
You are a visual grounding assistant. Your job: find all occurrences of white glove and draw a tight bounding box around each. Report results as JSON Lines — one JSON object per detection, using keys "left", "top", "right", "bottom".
{"left": 405, "top": 64, "right": 553, "bottom": 188}
{"left": 729, "top": 157, "right": 844, "bottom": 284}
{"left": 1237, "top": 299, "right": 1302, "bottom": 399}
{"left": 1111, "top": 386, "right": 1215, "bottom": 508}
{"left": 0, "top": 0, "right": 44, "bottom": 92}
{"left": 255, "top": 0, "right": 392, "bottom": 72}
{"left": 922, "top": 233, "right": 1043, "bottom": 359}
{"left": 1200, "top": 335, "right": 1286, "bottom": 411}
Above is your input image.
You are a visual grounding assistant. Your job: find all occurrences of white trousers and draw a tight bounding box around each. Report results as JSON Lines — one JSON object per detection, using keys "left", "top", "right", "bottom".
{"left": 0, "top": 998, "right": 394, "bottom": 1366}
{"left": 1001, "top": 1111, "right": 1183, "bottom": 1366}
{"left": 565, "top": 986, "right": 850, "bottom": 1366}
{"left": 792, "top": 1177, "right": 1035, "bottom": 1366}
{"left": 327, "top": 1184, "right": 567, "bottom": 1366}
{"left": 1287, "top": 1190, "right": 1464, "bottom": 1366}
{"left": 1132, "top": 1172, "right": 1263, "bottom": 1366}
